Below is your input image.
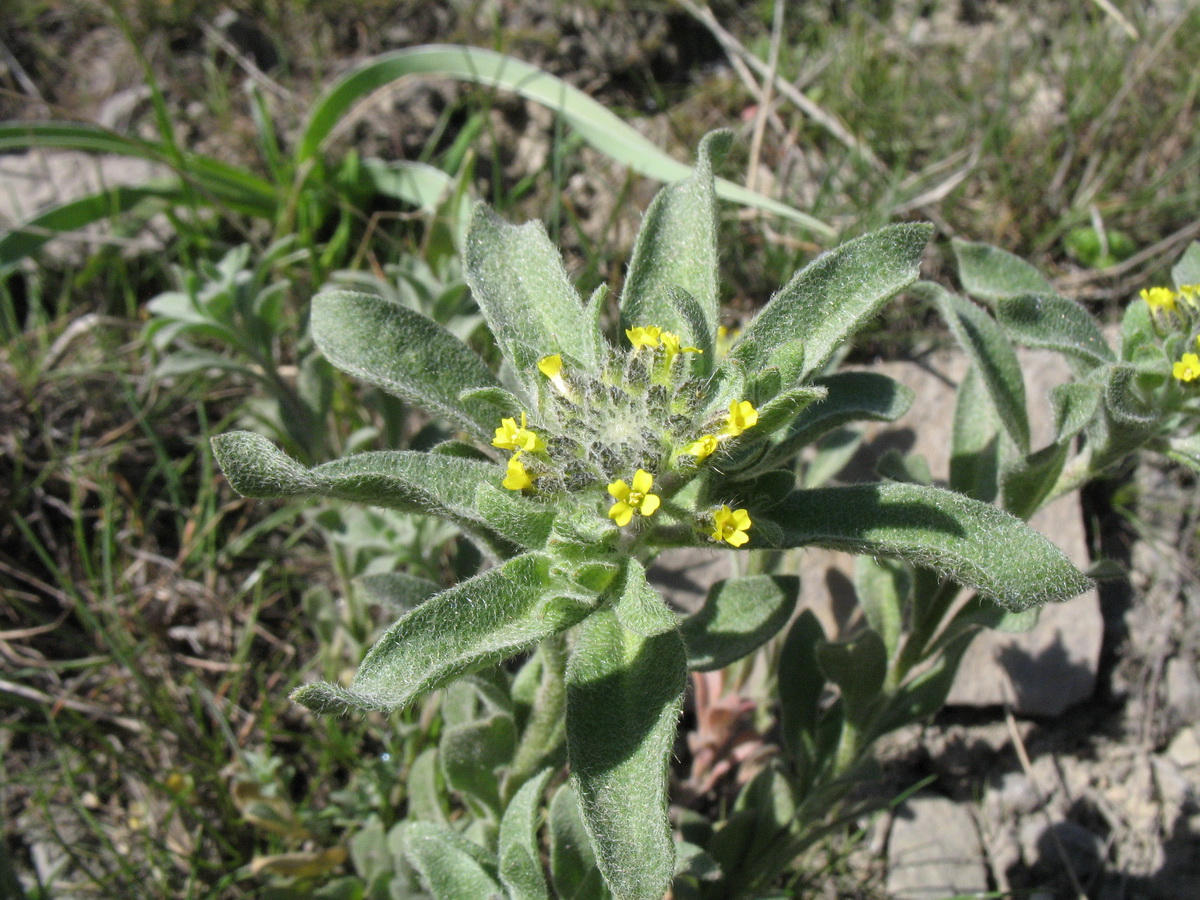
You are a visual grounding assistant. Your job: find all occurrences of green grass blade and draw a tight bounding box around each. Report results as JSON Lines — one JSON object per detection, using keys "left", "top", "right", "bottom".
{"left": 0, "top": 184, "right": 174, "bottom": 272}
{"left": 0, "top": 121, "right": 278, "bottom": 215}
{"left": 298, "top": 44, "right": 833, "bottom": 235}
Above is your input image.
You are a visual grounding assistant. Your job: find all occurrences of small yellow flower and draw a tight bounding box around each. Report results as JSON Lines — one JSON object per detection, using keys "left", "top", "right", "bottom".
{"left": 682, "top": 434, "right": 719, "bottom": 460}
{"left": 492, "top": 412, "right": 545, "bottom": 453}
{"left": 719, "top": 400, "right": 759, "bottom": 438}
{"left": 710, "top": 506, "right": 752, "bottom": 547}
{"left": 607, "top": 469, "right": 661, "bottom": 527}
{"left": 1180, "top": 284, "right": 1200, "bottom": 307}
{"left": 1140, "top": 287, "right": 1178, "bottom": 315}
{"left": 1173, "top": 352, "right": 1200, "bottom": 383}
{"left": 537, "top": 354, "right": 572, "bottom": 397}
{"left": 716, "top": 324, "right": 740, "bottom": 357}
{"left": 503, "top": 453, "right": 536, "bottom": 491}
{"left": 660, "top": 331, "right": 702, "bottom": 362}
{"left": 626, "top": 326, "right": 662, "bottom": 350}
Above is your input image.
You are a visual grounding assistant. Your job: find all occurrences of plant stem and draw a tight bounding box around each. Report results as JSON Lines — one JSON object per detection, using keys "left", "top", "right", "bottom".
{"left": 504, "top": 631, "right": 569, "bottom": 803}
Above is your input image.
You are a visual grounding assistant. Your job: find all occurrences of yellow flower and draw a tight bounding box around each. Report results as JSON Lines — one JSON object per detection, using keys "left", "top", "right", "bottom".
{"left": 1140, "top": 287, "right": 1178, "bottom": 315}
{"left": 682, "top": 434, "right": 719, "bottom": 460}
{"left": 1180, "top": 284, "right": 1200, "bottom": 307}
{"left": 607, "top": 469, "right": 661, "bottom": 527}
{"left": 1174, "top": 352, "right": 1200, "bottom": 383}
{"left": 537, "top": 354, "right": 571, "bottom": 397}
{"left": 710, "top": 506, "right": 752, "bottom": 547}
{"left": 719, "top": 400, "right": 759, "bottom": 438}
{"left": 716, "top": 324, "right": 740, "bottom": 357}
{"left": 660, "top": 331, "right": 702, "bottom": 362}
{"left": 492, "top": 412, "right": 545, "bottom": 453}
{"left": 503, "top": 453, "right": 536, "bottom": 491}
{"left": 626, "top": 326, "right": 662, "bottom": 350}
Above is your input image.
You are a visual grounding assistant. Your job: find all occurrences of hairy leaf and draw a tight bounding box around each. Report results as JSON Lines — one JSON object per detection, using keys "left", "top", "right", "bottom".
{"left": 952, "top": 238, "right": 1054, "bottom": 301}
{"left": 727, "top": 223, "right": 931, "bottom": 384}
{"left": 995, "top": 293, "right": 1114, "bottom": 366}
{"left": 401, "top": 822, "right": 502, "bottom": 899}
{"left": 292, "top": 554, "right": 597, "bottom": 712}
{"left": 762, "top": 483, "right": 1090, "bottom": 610}
{"left": 567, "top": 609, "right": 687, "bottom": 900}
{"left": 917, "top": 281, "right": 1030, "bottom": 453}
{"left": 466, "top": 204, "right": 596, "bottom": 379}
{"left": 758, "top": 371, "right": 913, "bottom": 473}
{"left": 621, "top": 131, "right": 729, "bottom": 342}
{"left": 499, "top": 770, "right": 553, "bottom": 900}
{"left": 680, "top": 575, "right": 799, "bottom": 671}
{"left": 312, "top": 290, "right": 502, "bottom": 440}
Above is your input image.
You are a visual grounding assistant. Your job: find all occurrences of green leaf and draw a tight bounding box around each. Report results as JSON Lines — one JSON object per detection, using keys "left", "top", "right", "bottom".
{"left": 311, "top": 290, "right": 502, "bottom": 440}
{"left": 499, "top": 770, "right": 553, "bottom": 900}
{"left": 727, "top": 223, "right": 931, "bottom": 384}
{"left": 356, "top": 572, "right": 442, "bottom": 616}
{"left": 664, "top": 286, "right": 716, "bottom": 377}
{"left": 621, "top": 131, "right": 729, "bottom": 342}
{"left": 759, "top": 371, "right": 914, "bottom": 471}
{"left": 0, "top": 183, "right": 177, "bottom": 273}
{"left": 548, "top": 784, "right": 606, "bottom": 900}
{"left": 1050, "top": 380, "right": 1102, "bottom": 443}
{"left": 777, "top": 611, "right": 827, "bottom": 767}
{"left": 406, "top": 748, "right": 448, "bottom": 825}
{"left": 951, "top": 238, "right": 1054, "bottom": 301}
{"left": 401, "top": 822, "right": 502, "bottom": 899}
{"left": 763, "top": 483, "right": 1091, "bottom": 610}
{"left": 949, "top": 364, "right": 1000, "bottom": 502}
{"left": 566, "top": 609, "right": 687, "bottom": 900}
{"left": 296, "top": 46, "right": 832, "bottom": 234}
{"left": 817, "top": 629, "right": 887, "bottom": 725}
{"left": 875, "top": 449, "right": 932, "bottom": 486}
{"left": 1171, "top": 241, "right": 1200, "bottom": 287}
{"left": 474, "top": 482, "right": 556, "bottom": 550}
{"left": 611, "top": 560, "right": 677, "bottom": 638}
{"left": 440, "top": 710, "right": 516, "bottom": 818}
{"left": 917, "top": 281, "right": 1030, "bottom": 453}
{"left": 1118, "top": 294, "right": 1158, "bottom": 363}
{"left": 212, "top": 431, "right": 498, "bottom": 534}
{"left": 679, "top": 575, "right": 799, "bottom": 671}
{"left": 995, "top": 293, "right": 1115, "bottom": 366}
{"left": 292, "top": 553, "right": 597, "bottom": 713}
{"left": 465, "top": 204, "right": 597, "bottom": 380}
{"left": 854, "top": 556, "right": 910, "bottom": 659}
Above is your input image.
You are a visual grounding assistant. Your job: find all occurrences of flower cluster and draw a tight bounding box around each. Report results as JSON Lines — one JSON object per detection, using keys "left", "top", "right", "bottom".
{"left": 490, "top": 325, "right": 757, "bottom": 547}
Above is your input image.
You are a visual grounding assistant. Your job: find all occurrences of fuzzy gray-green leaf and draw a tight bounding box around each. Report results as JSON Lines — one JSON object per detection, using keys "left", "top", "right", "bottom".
{"left": 402, "top": 822, "right": 502, "bottom": 899}
{"left": 499, "top": 769, "right": 553, "bottom": 900}
{"left": 1171, "top": 241, "right": 1200, "bottom": 287}
{"left": 680, "top": 575, "right": 799, "bottom": 671}
{"left": 918, "top": 281, "right": 1030, "bottom": 453}
{"left": 949, "top": 364, "right": 1000, "bottom": 502}
{"left": 995, "top": 293, "right": 1115, "bottom": 366}
{"left": 952, "top": 238, "right": 1054, "bottom": 301}
{"left": 763, "top": 483, "right": 1090, "bottom": 611}
{"left": 212, "top": 431, "right": 497, "bottom": 531}
{"left": 816, "top": 629, "right": 887, "bottom": 725}
{"left": 728, "top": 223, "right": 931, "bottom": 384}
{"left": 311, "top": 290, "right": 501, "bottom": 440}
{"left": 759, "top": 371, "right": 913, "bottom": 471}
{"left": 465, "top": 204, "right": 596, "bottom": 379}
{"left": 292, "top": 553, "right": 596, "bottom": 713}
{"left": 621, "top": 130, "right": 729, "bottom": 342}
{"left": 567, "top": 608, "right": 686, "bottom": 900}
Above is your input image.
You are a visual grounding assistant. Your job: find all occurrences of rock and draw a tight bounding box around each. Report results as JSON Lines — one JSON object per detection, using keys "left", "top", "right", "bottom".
{"left": 1166, "top": 725, "right": 1200, "bottom": 770}
{"left": 886, "top": 793, "right": 989, "bottom": 899}
{"left": 1166, "top": 656, "right": 1200, "bottom": 724}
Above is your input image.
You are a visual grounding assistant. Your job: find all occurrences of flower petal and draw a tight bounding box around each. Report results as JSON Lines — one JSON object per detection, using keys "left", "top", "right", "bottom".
{"left": 639, "top": 494, "right": 661, "bottom": 517}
